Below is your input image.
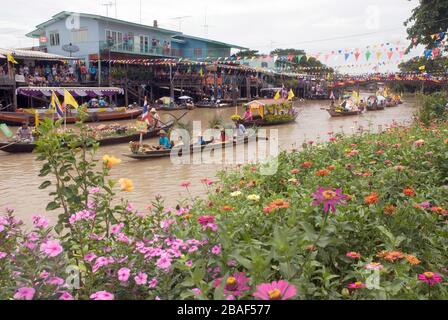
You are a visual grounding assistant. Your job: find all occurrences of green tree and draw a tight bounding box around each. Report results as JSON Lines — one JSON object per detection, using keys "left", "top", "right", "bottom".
{"left": 405, "top": 0, "right": 448, "bottom": 50}
{"left": 399, "top": 56, "right": 448, "bottom": 73}
{"left": 234, "top": 50, "right": 261, "bottom": 59}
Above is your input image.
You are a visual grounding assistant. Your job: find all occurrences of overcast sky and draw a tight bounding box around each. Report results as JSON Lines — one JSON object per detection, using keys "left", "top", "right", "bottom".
{"left": 0, "top": 0, "right": 422, "bottom": 72}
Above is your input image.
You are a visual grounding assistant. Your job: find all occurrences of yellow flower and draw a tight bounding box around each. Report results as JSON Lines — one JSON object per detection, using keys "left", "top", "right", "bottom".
{"left": 230, "top": 191, "right": 242, "bottom": 197}
{"left": 118, "top": 178, "right": 134, "bottom": 192}
{"left": 103, "top": 155, "right": 122, "bottom": 169}
{"left": 247, "top": 194, "right": 260, "bottom": 202}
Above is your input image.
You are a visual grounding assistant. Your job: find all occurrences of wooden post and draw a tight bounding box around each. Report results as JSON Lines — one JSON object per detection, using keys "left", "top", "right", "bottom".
{"left": 125, "top": 64, "right": 129, "bottom": 107}
{"left": 214, "top": 72, "right": 218, "bottom": 100}
{"left": 246, "top": 77, "right": 251, "bottom": 101}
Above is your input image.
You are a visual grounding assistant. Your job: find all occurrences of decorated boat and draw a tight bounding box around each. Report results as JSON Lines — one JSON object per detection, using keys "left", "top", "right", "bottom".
{"left": 0, "top": 121, "right": 174, "bottom": 154}
{"left": 124, "top": 134, "right": 265, "bottom": 160}
{"left": 326, "top": 109, "right": 362, "bottom": 117}
{"left": 235, "top": 99, "right": 298, "bottom": 127}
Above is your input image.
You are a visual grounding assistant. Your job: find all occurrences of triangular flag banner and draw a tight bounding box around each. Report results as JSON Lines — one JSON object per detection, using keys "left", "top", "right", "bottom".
{"left": 7, "top": 53, "right": 18, "bottom": 64}
{"left": 296, "top": 55, "right": 303, "bottom": 62}
{"left": 287, "top": 89, "right": 295, "bottom": 101}
{"left": 344, "top": 53, "right": 350, "bottom": 61}
{"left": 387, "top": 51, "right": 394, "bottom": 60}
{"left": 419, "top": 65, "right": 426, "bottom": 71}
{"left": 365, "top": 51, "right": 372, "bottom": 61}
{"left": 376, "top": 51, "right": 382, "bottom": 60}
{"left": 64, "top": 89, "right": 79, "bottom": 109}
{"left": 274, "top": 91, "right": 280, "bottom": 100}
{"left": 354, "top": 52, "right": 360, "bottom": 61}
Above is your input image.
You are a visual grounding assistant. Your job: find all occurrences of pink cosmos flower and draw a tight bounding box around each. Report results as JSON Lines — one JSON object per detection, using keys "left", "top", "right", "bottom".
{"left": 149, "top": 277, "right": 158, "bottom": 288}
{"left": 211, "top": 245, "right": 221, "bottom": 255}
{"left": 14, "top": 287, "right": 36, "bottom": 300}
{"left": 312, "top": 187, "right": 348, "bottom": 213}
{"left": 418, "top": 272, "right": 443, "bottom": 286}
{"left": 134, "top": 272, "right": 148, "bottom": 285}
{"left": 205, "top": 223, "right": 218, "bottom": 232}
{"left": 253, "top": 280, "right": 297, "bottom": 300}
{"left": 59, "top": 291, "right": 74, "bottom": 300}
{"left": 32, "top": 215, "right": 49, "bottom": 229}
{"left": 0, "top": 252, "right": 7, "bottom": 259}
{"left": 348, "top": 282, "right": 365, "bottom": 289}
{"left": 90, "top": 291, "right": 115, "bottom": 300}
{"left": 214, "top": 272, "right": 251, "bottom": 297}
{"left": 117, "top": 267, "right": 131, "bottom": 282}
{"left": 40, "top": 239, "right": 63, "bottom": 258}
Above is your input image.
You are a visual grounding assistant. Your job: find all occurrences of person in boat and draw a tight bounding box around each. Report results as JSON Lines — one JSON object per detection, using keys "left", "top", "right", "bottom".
{"left": 243, "top": 107, "right": 253, "bottom": 121}
{"left": 197, "top": 132, "right": 207, "bottom": 146}
{"left": 149, "top": 108, "right": 161, "bottom": 128}
{"left": 98, "top": 97, "right": 107, "bottom": 108}
{"left": 235, "top": 120, "right": 247, "bottom": 138}
{"left": 16, "top": 123, "right": 34, "bottom": 143}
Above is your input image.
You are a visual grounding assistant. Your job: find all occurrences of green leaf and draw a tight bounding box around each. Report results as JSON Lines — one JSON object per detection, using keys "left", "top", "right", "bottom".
{"left": 39, "top": 181, "right": 52, "bottom": 190}
{"left": 46, "top": 201, "right": 60, "bottom": 211}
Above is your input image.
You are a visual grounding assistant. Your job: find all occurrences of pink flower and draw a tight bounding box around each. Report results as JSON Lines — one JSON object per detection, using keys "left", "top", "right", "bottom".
{"left": 32, "top": 215, "right": 49, "bottom": 229}
{"left": 0, "top": 252, "right": 7, "bottom": 259}
{"left": 111, "top": 223, "right": 124, "bottom": 235}
{"left": 346, "top": 252, "right": 361, "bottom": 259}
{"left": 149, "top": 277, "right": 158, "bottom": 288}
{"left": 89, "top": 187, "right": 100, "bottom": 194}
{"left": 84, "top": 252, "right": 97, "bottom": 262}
{"left": 185, "top": 260, "right": 193, "bottom": 267}
{"left": 418, "top": 272, "right": 443, "bottom": 286}
{"left": 40, "top": 239, "right": 63, "bottom": 258}
{"left": 192, "top": 288, "right": 202, "bottom": 295}
{"left": 214, "top": 272, "right": 251, "bottom": 297}
{"left": 156, "top": 255, "right": 172, "bottom": 271}
{"left": 211, "top": 245, "right": 221, "bottom": 255}
{"left": 253, "top": 280, "right": 297, "bottom": 300}
{"left": 198, "top": 215, "right": 215, "bottom": 226}
{"left": 14, "top": 287, "right": 36, "bottom": 300}
{"left": 59, "top": 291, "right": 74, "bottom": 300}
{"left": 90, "top": 291, "right": 115, "bottom": 300}
{"left": 180, "top": 182, "right": 191, "bottom": 188}
{"left": 47, "top": 277, "right": 65, "bottom": 286}
{"left": 312, "top": 187, "right": 348, "bottom": 213}
{"left": 414, "top": 139, "right": 425, "bottom": 147}
{"left": 117, "top": 267, "right": 131, "bottom": 282}
{"left": 365, "top": 263, "right": 384, "bottom": 270}
{"left": 134, "top": 272, "right": 148, "bottom": 285}
{"left": 348, "top": 282, "right": 365, "bottom": 289}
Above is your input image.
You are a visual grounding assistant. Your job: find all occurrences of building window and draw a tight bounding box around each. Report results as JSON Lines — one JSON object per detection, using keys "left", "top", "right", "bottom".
{"left": 140, "top": 35, "right": 149, "bottom": 53}
{"left": 261, "top": 62, "right": 268, "bottom": 68}
{"left": 72, "top": 28, "right": 88, "bottom": 43}
{"left": 194, "top": 48, "right": 202, "bottom": 58}
{"left": 105, "top": 30, "right": 123, "bottom": 50}
{"left": 49, "top": 32, "right": 60, "bottom": 46}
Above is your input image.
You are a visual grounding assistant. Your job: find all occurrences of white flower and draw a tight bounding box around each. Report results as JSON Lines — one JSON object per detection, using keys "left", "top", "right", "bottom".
{"left": 247, "top": 194, "right": 260, "bottom": 202}
{"left": 230, "top": 191, "right": 242, "bottom": 197}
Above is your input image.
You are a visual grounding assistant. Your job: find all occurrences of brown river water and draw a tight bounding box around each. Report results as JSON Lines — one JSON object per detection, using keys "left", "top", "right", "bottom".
{"left": 0, "top": 96, "right": 417, "bottom": 225}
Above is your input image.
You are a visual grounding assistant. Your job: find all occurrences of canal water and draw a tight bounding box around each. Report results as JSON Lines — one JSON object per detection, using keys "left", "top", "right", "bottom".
{"left": 0, "top": 97, "right": 417, "bottom": 225}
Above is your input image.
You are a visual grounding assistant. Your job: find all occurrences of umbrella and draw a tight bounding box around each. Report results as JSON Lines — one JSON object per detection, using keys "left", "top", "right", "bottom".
{"left": 178, "top": 96, "right": 192, "bottom": 100}
{"left": 158, "top": 97, "right": 172, "bottom": 105}
{"left": 377, "top": 96, "right": 386, "bottom": 102}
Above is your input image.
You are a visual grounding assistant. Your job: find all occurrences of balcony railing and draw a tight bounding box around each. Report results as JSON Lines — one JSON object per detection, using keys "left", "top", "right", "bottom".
{"left": 100, "top": 41, "right": 181, "bottom": 58}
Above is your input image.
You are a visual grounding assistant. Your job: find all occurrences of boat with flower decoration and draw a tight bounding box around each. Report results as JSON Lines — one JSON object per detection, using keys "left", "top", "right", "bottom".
{"left": 235, "top": 99, "right": 299, "bottom": 127}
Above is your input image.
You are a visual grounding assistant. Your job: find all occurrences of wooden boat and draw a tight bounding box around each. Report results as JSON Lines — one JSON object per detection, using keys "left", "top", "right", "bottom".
{"left": 0, "top": 108, "right": 143, "bottom": 126}
{"left": 326, "top": 109, "right": 362, "bottom": 117}
{"left": 240, "top": 112, "right": 299, "bottom": 127}
{"left": 124, "top": 135, "right": 266, "bottom": 160}
{"left": 195, "top": 101, "right": 231, "bottom": 109}
{"left": 0, "top": 121, "right": 174, "bottom": 154}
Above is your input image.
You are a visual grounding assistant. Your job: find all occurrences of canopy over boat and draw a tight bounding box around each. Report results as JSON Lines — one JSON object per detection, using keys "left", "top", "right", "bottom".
{"left": 16, "top": 87, "right": 124, "bottom": 98}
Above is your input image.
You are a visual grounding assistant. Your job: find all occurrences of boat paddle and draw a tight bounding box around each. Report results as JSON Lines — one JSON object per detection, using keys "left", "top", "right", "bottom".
{"left": 0, "top": 141, "right": 18, "bottom": 151}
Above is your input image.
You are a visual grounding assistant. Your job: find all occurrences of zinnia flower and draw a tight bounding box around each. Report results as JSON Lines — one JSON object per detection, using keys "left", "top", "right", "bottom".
{"left": 180, "top": 182, "right": 191, "bottom": 188}
{"left": 230, "top": 191, "right": 242, "bottom": 197}
{"left": 269, "top": 199, "right": 290, "bottom": 209}
{"left": 214, "top": 272, "right": 251, "bottom": 297}
{"left": 364, "top": 192, "right": 380, "bottom": 205}
{"left": 118, "top": 178, "right": 134, "bottom": 192}
{"left": 348, "top": 282, "right": 365, "bottom": 289}
{"left": 103, "top": 155, "right": 121, "bottom": 169}
{"left": 383, "top": 204, "right": 397, "bottom": 215}
{"left": 403, "top": 187, "right": 415, "bottom": 197}
{"left": 247, "top": 194, "right": 260, "bottom": 202}
{"left": 253, "top": 280, "right": 297, "bottom": 300}
{"left": 312, "top": 187, "right": 348, "bottom": 213}
{"left": 377, "top": 251, "right": 405, "bottom": 262}
{"left": 418, "top": 272, "right": 442, "bottom": 286}
{"left": 405, "top": 255, "right": 421, "bottom": 265}
{"left": 316, "top": 169, "right": 330, "bottom": 177}
{"left": 301, "top": 161, "right": 313, "bottom": 169}
{"left": 14, "top": 287, "right": 36, "bottom": 300}
{"left": 365, "top": 262, "right": 384, "bottom": 270}
{"left": 346, "top": 252, "right": 361, "bottom": 259}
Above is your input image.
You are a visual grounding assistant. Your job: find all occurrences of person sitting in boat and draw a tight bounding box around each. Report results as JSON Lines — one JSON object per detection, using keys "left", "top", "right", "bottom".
{"left": 197, "top": 132, "right": 207, "bottom": 146}
{"left": 235, "top": 120, "right": 247, "bottom": 138}
{"left": 158, "top": 130, "right": 172, "bottom": 150}
{"left": 16, "top": 123, "right": 34, "bottom": 143}
{"left": 98, "top": 97, "right": 107, "bottom": 108}
{"left": 243, "top": 107, "right": 253, "bottom": 121}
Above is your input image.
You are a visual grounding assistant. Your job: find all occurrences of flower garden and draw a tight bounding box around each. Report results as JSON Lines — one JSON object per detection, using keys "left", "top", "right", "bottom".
{"left": 0, "top": 96, "right": 447, "bottom": 300}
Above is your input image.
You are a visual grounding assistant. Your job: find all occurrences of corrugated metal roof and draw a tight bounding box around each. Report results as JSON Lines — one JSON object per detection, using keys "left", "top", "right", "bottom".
{"left": 0, "top": 48, "right": 76, "bottom": 61}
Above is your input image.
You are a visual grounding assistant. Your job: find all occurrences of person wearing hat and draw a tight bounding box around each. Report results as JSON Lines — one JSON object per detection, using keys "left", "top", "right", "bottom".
{"left": 158, "top": 129, "right": 172, "bottom": 150}
{"left": 150, "top": 107, "right": 161, "bottom": 128}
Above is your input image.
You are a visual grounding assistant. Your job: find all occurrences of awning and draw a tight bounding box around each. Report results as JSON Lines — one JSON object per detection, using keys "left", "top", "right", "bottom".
{"left": 16, "top": 87, "right": 124, "bottom": 98}
{"left": 0, "top": 48, "right": 77, "bottom": 61}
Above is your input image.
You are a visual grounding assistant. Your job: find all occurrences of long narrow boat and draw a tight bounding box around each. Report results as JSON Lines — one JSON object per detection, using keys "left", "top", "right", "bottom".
{"left": 124, "top": 135, "right": 266, "bottom": 160}
{"left": 0, "top": 121, "right": 174, "bottom": 154}
{"left": 0, "top": 108, "right": 143, "bottom": 126}
{"left": 326, "top": 109, "right": 362, "bottom": 117}
{"left": 195, "top": 101, "right": 231, "bottom": 109}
